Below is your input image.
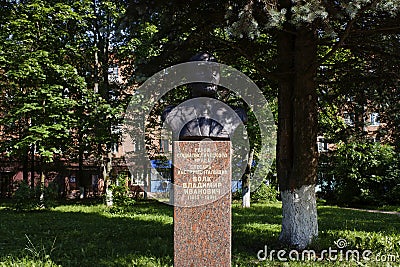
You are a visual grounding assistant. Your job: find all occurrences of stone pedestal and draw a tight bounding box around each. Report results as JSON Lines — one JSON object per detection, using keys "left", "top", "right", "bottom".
{"left": 173, "top": 141, "right": 231, "bottom": 267}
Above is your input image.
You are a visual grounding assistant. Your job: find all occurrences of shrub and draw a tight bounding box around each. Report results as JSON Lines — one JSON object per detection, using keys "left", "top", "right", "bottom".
{"left": 12, "top": 181, "right": 59, "bottom": 211}
{"left": 12, "top": 181, "right": 36, "bottom": 211}
{"left": 41, "top": 182, "right": 59, "bottom": 209}
{"left": 251, "top": 182, "right": 278, "bottom": 202}
{"left": 109, "top": 174, "right": 136, "bottom": 213}
{"left": 232, "top": 188, "right": 243, "bottom": 201}
{"left": 318, "top": 141, "right": 400, "bottom": 205}
{"left": 386, "top": 184, "right": 400, "bottom": 205}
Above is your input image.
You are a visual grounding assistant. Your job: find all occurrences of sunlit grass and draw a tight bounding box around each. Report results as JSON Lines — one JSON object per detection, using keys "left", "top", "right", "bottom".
{"left": 0, "top": 200, "right": 173, "bottom": 266}
{"left": 0, "top": 200, "right": 399, "bottom": 266}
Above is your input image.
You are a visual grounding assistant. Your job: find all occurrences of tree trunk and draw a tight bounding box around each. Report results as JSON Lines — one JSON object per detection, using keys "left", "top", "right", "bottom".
{"left": 277, "top": 14, "right": 319, "bottom": 248}
{"left": 30, "top": 144, "right": 35, "bottom": 189}
{"left": 242, "top": 149, "right": 254, "bottom": 208}
{"left": 105, "top": 150, "right": 113, "bottom": 206}
{"left": 78, "top": 132, "right": 84, "bottom": 198}
{"left": 38, "top": 156, "right": 45, "bottom": 208}
{"left": 39, "top": 170, "right": 45, "bottom": 208}
{"left": 22, "top": 148, "right": 29, "bottom": 183}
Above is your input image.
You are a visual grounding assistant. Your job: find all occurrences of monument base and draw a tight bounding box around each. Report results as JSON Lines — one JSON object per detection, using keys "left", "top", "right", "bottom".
{"left": 173, "top": 141, "right": 231, "bottom": 267}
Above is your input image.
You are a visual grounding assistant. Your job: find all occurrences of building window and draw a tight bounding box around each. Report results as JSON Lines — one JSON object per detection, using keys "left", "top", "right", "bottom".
{"left": 317, "top": 137, "right": 329, "bottom": 153}
{"left": 160, "top": 139, "right": 170, "bottom": 153}
{"left": 111, "top": 143, "right": 119, "bottom": 154}
{"left": 370, "top": 112, "right": 380, "bottom": 126}
{"left": 108, "top": 65, "right": 119, "bottom": 83}
{"left": 372, "top": 136, "right": 381, "bottom": 143}
{"left": 343, "top": 112, "right": 354, "bottom": 126}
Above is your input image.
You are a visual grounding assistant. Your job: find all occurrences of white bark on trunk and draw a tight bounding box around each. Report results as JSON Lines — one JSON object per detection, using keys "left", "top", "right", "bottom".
{"left": 242, "top": 150, "right": 254, "bottom": 208}
{"left": 279, "top": 184, "right": 318, "bottom": 249}
{"left": 105, "top": 186, "right": 113, "bottom": 207}
{"left": 242, "top": 187, "right": 250, "bottom": 208}
{"left": 39, "top": 171, "right": 45, "bottom": 208}
{"left": 103, "top": 163, "right": 113, "bottom": 207}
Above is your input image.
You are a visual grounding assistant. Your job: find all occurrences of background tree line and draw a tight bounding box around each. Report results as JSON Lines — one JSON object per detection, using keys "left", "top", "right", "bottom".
{"left": 0, "top": 0, "right": 131, "bottom": 193}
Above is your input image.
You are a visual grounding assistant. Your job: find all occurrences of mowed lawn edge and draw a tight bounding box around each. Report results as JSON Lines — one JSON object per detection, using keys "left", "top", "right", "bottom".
{"left": 0, "top": 200, "right": 399, "bottom": 267}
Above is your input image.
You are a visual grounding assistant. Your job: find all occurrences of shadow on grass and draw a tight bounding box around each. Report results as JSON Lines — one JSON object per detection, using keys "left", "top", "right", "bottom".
{"left": 1, "top": 200, "right": 399, "bottom": 266}
{"left": 232, "top": 202, "right": 283, "bottom": 259}
{"left": 0, "top": 200, "right": 283, "bottom": 266}
{"left": 317, "top": 205, "right": 400, "bottom": 233}
{"left": 232, "top": 202, "right": 400, "bottom": 264}
{"left": 0, "top": 200, "right": 173, "bottom": 267}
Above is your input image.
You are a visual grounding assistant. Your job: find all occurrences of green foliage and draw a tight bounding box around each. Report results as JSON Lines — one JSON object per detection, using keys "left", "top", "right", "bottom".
{"left": 109, "top": 174, "right": 136, "bottom": 213}
{"left": 251, "top": 182, "right": 278, "bottom": 203}
{"left": 0, "top": 0, "right": 130, "bottom": 187}
{"left": 0, "top": 0, "right": 87, "bottom": 162}
{"left": 12, "top": 181, "right": 37, "bottom": 211}
{"left": 319, "top": 141, "right": 400, "bottom": 205}
{"left": 41, "top": 182, "right": 59, "bottom": 209}
{"left": 232, "top": 188, "right": 243, "bottom": 201}
{"left": 386, "top": 183, "right": 400, "bottom": 205}
{"left": 12, "top": 181, "right": 58, "bottom": 211}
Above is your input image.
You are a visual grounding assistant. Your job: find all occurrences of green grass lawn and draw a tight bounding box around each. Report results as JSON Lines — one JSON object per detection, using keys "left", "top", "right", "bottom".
{"left": 0, "top": 200, "right": 399, "bottom": 266}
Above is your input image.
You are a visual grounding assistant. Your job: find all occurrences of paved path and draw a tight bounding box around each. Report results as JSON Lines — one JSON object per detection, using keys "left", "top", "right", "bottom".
{"left": 342, "top": 207, "right": 400, "bottom": 216}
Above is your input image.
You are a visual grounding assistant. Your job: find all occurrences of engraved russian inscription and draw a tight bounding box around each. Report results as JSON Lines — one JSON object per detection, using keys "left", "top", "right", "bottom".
{"left": 173, "top": 141, "right": 230, "bottom": 206}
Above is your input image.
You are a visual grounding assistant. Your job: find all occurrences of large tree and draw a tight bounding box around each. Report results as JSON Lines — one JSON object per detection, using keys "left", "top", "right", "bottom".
{"left": 0, "top": 0, "right": 87, "bottom": 191}
{"left": 125, "top": 0, "right": 400, "bottom": 248}
{"left": 0, "top": 0, "right": 130, "bottom": 201}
